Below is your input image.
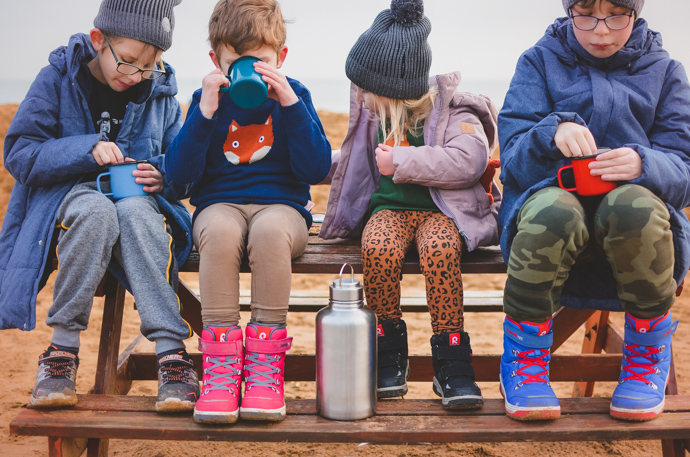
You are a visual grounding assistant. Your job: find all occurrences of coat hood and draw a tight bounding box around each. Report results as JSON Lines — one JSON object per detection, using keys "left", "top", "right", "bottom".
{"left": 537, "top": 17, "right": 667, "bottom": 72}
{"left": 47, "top": 33, "right": 179, "bottom": 102}
{"left": 432, "top": 72, "right": 498, "bottom": 154}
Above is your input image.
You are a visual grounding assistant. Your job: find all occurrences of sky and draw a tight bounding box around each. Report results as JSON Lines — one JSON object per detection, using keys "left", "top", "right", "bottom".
{"left": 1, "top": 0, "right": 689, "bottom": 112}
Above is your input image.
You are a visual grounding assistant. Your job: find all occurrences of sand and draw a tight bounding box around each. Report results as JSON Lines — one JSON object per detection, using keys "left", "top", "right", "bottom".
{"left": 0, "top": 103, "right": 687, "bottom": 456}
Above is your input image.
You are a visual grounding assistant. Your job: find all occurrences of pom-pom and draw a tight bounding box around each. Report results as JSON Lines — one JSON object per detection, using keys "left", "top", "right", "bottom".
{"left": 390, "top": 0, "right": 424, "bottom": 26}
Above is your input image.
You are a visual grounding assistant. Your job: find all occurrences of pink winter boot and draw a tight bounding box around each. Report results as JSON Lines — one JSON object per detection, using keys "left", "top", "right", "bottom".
{"left": 239, "top": 323, "right": 292, "bottom": 421}
{"left": 193, "top": 325, "right": 244, "bottom": 424}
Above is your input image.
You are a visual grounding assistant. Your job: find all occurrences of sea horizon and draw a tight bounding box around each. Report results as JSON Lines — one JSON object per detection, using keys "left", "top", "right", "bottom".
{"left": 0, "top": 77, "right": 510, "bottom": 113}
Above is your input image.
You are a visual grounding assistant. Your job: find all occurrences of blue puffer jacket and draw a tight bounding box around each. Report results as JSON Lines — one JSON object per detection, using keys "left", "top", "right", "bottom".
{"left": 498, "top": 18, "right": 690, "bottom": 311}
{"left": 0, "top": 33, "right": 191, "bottom": 331}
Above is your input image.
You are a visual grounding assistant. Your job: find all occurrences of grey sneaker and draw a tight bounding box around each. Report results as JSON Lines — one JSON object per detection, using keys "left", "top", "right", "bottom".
{"left": 155, "top": 349, "right": 200, "bottom": 412}
{"left": 30, "top": 345, "right": 79, "bottom": 408}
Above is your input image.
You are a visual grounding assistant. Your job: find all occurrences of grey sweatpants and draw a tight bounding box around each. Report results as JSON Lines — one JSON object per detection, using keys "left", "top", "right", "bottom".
{"left": 47, "top": 182, "right": 192, "bottom": 353}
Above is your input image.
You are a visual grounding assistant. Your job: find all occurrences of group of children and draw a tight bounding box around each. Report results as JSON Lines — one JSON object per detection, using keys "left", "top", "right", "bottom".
{"left": 1, "top": 0, "right": 689, "bottom": 426}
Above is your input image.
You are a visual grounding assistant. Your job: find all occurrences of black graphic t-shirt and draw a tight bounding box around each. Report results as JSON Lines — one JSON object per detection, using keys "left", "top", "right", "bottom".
{"left": 88, "top": 75, "right": 138, "bottom": 142}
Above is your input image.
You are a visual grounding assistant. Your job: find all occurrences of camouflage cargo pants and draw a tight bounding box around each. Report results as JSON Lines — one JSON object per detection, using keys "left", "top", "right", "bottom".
{"left": 504, "top": 185, "right": 676, "bottom": 322}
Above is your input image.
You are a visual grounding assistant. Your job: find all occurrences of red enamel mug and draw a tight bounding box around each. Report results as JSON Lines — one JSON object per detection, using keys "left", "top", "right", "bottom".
{"left": 557, "top": 148, "right": 618, "bottom": 196}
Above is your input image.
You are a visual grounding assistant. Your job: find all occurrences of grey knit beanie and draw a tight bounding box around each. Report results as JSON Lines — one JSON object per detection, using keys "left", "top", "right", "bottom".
{"left": 345, "top": 0, "right": 432, "bottom": 100}
{"left": 94, "top": 0, "right": 182, "bottom": 51}
{"left": 562, "top": 0, "right": 643, "bottom": 16}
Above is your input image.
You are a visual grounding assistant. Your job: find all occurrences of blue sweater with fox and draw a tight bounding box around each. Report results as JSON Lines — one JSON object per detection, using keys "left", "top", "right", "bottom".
{"left": 164, "top": 80, "right": 331, "bottom": 226}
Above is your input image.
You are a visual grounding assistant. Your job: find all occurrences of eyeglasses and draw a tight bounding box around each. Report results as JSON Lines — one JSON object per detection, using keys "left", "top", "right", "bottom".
{"left": 104, "top": 34, "right": 166, "bottom": 80}
{"left": 568, "top": 9, "right": 635, "bottom": 31}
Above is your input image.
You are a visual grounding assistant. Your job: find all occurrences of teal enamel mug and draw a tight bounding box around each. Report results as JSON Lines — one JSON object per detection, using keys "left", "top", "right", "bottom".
{"left": 219, "top": 56, "right": 268, "bottom": 109}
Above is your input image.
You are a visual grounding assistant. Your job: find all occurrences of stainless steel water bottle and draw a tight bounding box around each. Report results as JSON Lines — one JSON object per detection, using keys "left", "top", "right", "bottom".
{"left": 316, "top": 264, "right": 377, "bottom": 420}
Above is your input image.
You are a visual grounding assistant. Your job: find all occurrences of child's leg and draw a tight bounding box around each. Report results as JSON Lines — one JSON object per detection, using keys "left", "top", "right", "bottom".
{"left": 504, "top": 187, "right": 590, "bottom": 322}
{"left": 191, "top": 203, "right": 249, "bottom": 422}
{"left": 114, "top": 195, "right": 199, "bottom": 412}
{"left": 362, "top": 209, "right": 421, "bottom": 399}
{"left": 415, "top": 212, "right": 464, "bottom": 334}
{"left": 594, "top": 184, "right": 676, "bottom": 318}
{"left": 47, "top": 183, "right": 120, "bottom": 347}
{"left": 501, "top": 187, "right": 589, "bottom": 420}
{"left": 114, "top": 195, "right": 193, "bottom": 346}
{"left": 245, "top": 204, "right": 309, "bottom": 325}
{"left": 192, "top": 203, "right": 248, "bottom": 327}
{"left": 33, "top": 183, "right": 118, "bottom": 408}
{"left": 361, "top": 209, "right": 419, "bottom": 321}
{"left": 237, "top": 204, "right": 305, "bottom": 421}
{"left": 416, "top": 212, "right": 483, "bottom": 409}
{"left": 595, "top": 184, "right": 677, "bottom": 421}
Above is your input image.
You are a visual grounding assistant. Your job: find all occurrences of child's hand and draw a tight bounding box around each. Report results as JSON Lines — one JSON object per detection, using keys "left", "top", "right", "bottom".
{"left": 126, "top": 158, "right": 164, "bottom": 193}
{"left": 255, "top": 61, "right": 298, "bottom": 107}
{"left": 199, "top": 68, "right": 230, "bottom": 119}
{"left": 554, "top": 122, "right": 597, "bottom": 157}
{"left": 375, "top": 144, "right": 395, "bottom": 176}
{"left": 92, "top": 141, "right": 125, "bottom": 166}
{"left": 588, "top": 147, "right": 642, "bottom": 181}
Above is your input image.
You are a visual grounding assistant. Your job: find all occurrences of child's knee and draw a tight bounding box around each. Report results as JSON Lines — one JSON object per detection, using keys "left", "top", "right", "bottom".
{"left": 598, "top": 184, "right": 670, "bottom": 231}
{"left": 516, "top": 187, "right": 588, "bottom": 247}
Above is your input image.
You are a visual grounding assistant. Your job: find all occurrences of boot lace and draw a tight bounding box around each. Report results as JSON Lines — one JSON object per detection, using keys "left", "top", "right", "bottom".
{"left": 621, "top": 343, "right": 663, "bottom": 386}
{"left": 203, "top": 355, "right": 242, "bottom": 395}
{"left": 514, "top": 348, "right": 550, "bottom": 387}
{"left": 39, "top": 358, "right": 77, "bottom": 380}
{"left": 160, "top": 362, "right": 195, "bottom": 385}
{"left": 244, "top": 353, "right": 281, "bottom": 392}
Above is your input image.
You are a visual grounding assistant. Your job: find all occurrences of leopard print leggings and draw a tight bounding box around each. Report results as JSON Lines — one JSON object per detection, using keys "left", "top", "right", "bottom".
{"left": 361, "top": 209, "right": 465, "bottom": 334}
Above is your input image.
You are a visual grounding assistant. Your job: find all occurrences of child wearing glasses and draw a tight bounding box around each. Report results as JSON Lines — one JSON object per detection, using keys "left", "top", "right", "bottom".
{"left": 321, "top": 0, "right": 500, "bottom": 410}
{"left": 498, "top": 0, "right": 690, "bottom": 421}
{"left": 164, "top": 0, "right": 331, "bottom": 424}
{"left": 1, "top": 0, "right": 200, "bottom": 412}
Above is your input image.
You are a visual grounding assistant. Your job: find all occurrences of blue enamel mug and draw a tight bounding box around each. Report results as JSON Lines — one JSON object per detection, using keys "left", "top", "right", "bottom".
{"left": 219, "top": 56, "right": 268, "bottom": 109}
{"left": 96, "top": 161, "right": 147, "bottom": 199}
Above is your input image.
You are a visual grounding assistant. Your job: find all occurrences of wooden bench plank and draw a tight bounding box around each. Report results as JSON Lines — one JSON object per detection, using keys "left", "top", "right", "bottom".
{"left": 35, "top": 394, "right": 690, "bottom": 415}
{"left": 234, "top": 289, "right": 505, "bottom": 313}
{"left": 122, "top": 353, "right": 623, "bottom": 383}
{"left": 11, "top": 397, "right": 690, "bottom": 444}
{"left": 180, "top": 238, "right": 507, "bottom": 275}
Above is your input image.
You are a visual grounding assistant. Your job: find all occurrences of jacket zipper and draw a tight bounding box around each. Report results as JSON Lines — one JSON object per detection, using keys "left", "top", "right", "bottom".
{"left": 428, "top": 76, "right": 472, "bottom": 250}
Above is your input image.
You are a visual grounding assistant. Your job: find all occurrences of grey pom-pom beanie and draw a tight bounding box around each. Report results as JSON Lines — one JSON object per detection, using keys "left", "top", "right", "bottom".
{"left": 94, "top": 0, "right": 182, "bottom": 51}
{"left": 562, "top": 0, "right": 644, "bottom": 16}
{"left": 345, "top": 0, "right": 432, "bottom": 100}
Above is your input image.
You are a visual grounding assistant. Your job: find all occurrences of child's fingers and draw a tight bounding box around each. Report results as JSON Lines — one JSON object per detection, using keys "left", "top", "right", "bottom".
{"left": 576, "top": 134, "right": 596, "bottom": 156}
{"left": 584, "top": 129, "right": 597, "bottom": 155}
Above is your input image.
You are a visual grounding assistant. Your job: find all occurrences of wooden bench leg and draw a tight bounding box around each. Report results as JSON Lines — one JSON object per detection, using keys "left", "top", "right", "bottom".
{"left": 87, "top": 438, "right": 108, "bottom": 457}
{"left": 661, "top": 438, "right": 687, "bottom": 457}
{"left": 48, "top": 437, "right": 88, "bottom": 457}
{"left": 77, "top": 272, "right": 127, "bottom": 457}
{"left": 92, "top": 273, "right": 127, "bottom": 395}
{"left": 572, "top": 311, "right": 609, "bottom": 398}
{"left": 551, "top": 307, "right": 596, "bottom": 352}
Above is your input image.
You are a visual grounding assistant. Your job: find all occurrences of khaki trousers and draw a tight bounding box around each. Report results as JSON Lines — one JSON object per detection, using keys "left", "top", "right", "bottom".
{"left": 193, "top": 203, "right": 309, "bottom": 326}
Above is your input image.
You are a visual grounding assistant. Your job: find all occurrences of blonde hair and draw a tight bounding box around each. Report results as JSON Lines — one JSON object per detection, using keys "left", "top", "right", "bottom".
{"left": 208, "top": 0, "right": 287, "bottom": 56}
{"left": 367, "top": 88, "right": 439, "bottom": 146}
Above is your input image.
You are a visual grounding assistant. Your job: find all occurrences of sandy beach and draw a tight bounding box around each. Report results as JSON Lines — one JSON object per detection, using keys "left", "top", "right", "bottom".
{"left": 0, "top": 103, "right": 687, "bottom": 456}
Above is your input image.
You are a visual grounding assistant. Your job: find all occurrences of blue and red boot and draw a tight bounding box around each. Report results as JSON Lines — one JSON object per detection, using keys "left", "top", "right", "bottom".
{"left": 610, "top": 312, "right": 678, "bottom": 421}
{"left": 499, "top": 317, "right": 560, "bottom": 420}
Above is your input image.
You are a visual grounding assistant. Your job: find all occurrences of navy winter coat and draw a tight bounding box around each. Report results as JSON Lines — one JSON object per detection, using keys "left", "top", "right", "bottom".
{"left": 498, "top": 18, "right": 690, "bottom": 311}
{"left": 0, "top": 33, "right": 190, "bottom": 331}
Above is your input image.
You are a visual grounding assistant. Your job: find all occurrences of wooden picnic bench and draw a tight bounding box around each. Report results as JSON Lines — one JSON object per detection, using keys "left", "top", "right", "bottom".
{"left": 9, "top": 235, "right": 690, "bottom": 457}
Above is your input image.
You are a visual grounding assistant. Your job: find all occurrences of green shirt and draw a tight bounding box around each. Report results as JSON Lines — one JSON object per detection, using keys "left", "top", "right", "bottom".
{"left": 369, "top": 124, "right": 439, "bottom": 216}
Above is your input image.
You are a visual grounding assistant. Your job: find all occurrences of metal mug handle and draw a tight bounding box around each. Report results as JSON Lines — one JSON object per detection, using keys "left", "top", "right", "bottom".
{"left": 96, "top": 172, "right": 113, "bottom": 197}
{"left": 557, "top": 164, "right": 576, "bottom": 192}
